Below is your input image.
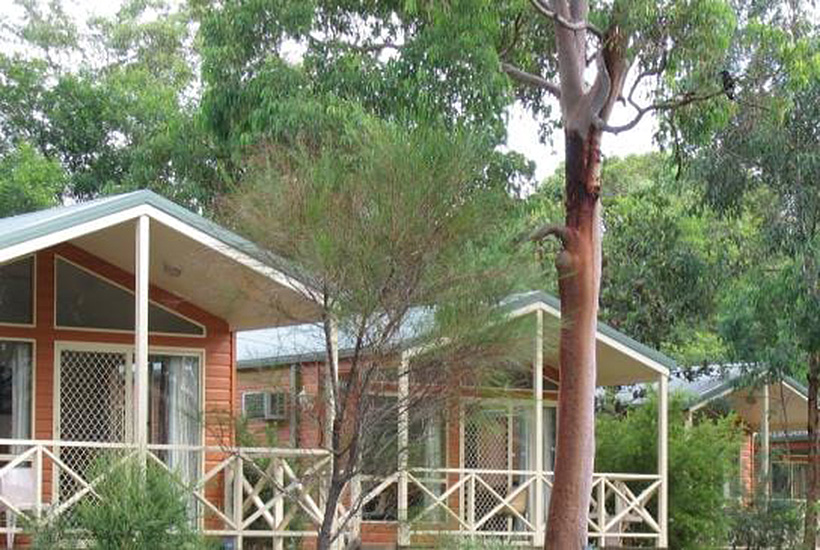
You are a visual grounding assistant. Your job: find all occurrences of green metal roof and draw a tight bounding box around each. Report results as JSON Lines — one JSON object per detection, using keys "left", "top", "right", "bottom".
{"left": 0, "top": 190, "right": 308, "bottom": 284}
{"left": 682, "top": 367, "right": 808, "bottom": 411}
{"left": 237, "top": 290, "right": 677, "bottom": 374}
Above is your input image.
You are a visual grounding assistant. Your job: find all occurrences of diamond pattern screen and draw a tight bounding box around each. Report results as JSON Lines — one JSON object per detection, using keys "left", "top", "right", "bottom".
{"left": 58, "top": 350, "right": 129, "bottom": 500}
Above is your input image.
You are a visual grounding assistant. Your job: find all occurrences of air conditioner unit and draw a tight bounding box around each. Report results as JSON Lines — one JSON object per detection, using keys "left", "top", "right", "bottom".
{"left": 242, "top": 392, "right": 267, "bottom": 420}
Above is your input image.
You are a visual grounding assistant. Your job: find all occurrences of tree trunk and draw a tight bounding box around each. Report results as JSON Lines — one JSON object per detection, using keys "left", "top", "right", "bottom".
{"left": 317, "top": 473, "right": 345, "bottom": 550}
{"left": 544, "top": 126, "right": 603, "bottom": 550}
{"left": 805, "top": 355, "right": 820, "bottom": 550}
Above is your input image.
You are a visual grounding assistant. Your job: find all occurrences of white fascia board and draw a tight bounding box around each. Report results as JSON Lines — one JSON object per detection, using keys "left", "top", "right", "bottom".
{"left": 0, "top": 205, "right": 149, "bottom": 264}
{"left": 782, "top": 381, "right": 809, "bottom": 403}
{"left": 506, "top": 299, "right": 670, "bottom": 380}
{"left": 688, "top": 387, "right": 735, "bottom": 414}
{"left": 0, "top": 203, "right": 320, "bottom": 304}
{"left": 596, "top": 331, "right": 670, "bottom": 378}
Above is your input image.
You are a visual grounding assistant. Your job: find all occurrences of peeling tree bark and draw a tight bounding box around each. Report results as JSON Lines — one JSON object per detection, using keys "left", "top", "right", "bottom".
{"left": 544, "top": 125, "right": 603, "bottom": 550}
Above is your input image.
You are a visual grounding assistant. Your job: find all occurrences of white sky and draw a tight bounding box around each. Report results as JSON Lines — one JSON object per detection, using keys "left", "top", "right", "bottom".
{"left": 1, "top": 0, "right": 658, "bottom": 183}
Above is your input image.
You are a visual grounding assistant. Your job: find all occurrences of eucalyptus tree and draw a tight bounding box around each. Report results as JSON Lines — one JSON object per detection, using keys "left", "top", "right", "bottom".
{"left": 528, "top": 153, "right": 752, "bottom": 366}
{"left": 195, "top": 1, "right": 738, "bottom": 546}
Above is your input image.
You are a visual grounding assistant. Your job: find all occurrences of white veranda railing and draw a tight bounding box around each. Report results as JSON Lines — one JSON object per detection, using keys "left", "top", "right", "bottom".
{"left": 0, "top": 441, "right": 662, "bottom": 548}
{"left": 0, "top": 439, "right": 333, "bottom": 546}
{"left": 361, "top": 467, "right": 663, "bottom": 547}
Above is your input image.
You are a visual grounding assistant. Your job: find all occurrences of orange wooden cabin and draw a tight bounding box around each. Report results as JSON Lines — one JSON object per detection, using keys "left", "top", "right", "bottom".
{"left": 0, "top": 191, "right": 321, "bottom": 548}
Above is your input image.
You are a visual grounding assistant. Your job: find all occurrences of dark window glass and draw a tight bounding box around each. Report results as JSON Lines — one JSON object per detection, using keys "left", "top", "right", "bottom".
{"left": 0, "top": 257, "right": 33, "bottom": 325}
{"left": 55, "top": 259, "right": 204, "bottom": 336}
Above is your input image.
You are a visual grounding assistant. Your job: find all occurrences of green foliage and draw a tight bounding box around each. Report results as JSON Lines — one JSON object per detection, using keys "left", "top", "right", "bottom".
{"left": 596, "top": 393, "right": 743, "bottom": 549}
{"left": 526, "top": 153, "right": 755, "bottom": 365}
{"left": 727, "top": 498, "right": 803, "bottom": 550}
{"left": 226, "top": 119, "right": 539, "bottom": 330}
{"left": 697, "top": 22, "right": 820, "bottom": 378}
{"left": 435, "top": 536, "right": 516, "bottom": 550}
{"left": 0, "top": 0, "right": 215, "bottom": 207}
{"left": 0, "top": 142, "right": 63, "bottom": 216}
{"left": 27, "top": 458, "right": 211, "bottom": 550}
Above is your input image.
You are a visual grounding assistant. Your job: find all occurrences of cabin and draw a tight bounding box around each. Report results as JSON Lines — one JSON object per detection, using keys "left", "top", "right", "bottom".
{"left": 0, "top": 190, "right": 673, "bottom": 549}
{"left": 237, "top": 292, "right": 675, "bottom": 549}
{"left": 0, "top": 191, "right": 323, "bottom": 548}
{"left": 683, "top": 368, "right": 810, "bottom": 502}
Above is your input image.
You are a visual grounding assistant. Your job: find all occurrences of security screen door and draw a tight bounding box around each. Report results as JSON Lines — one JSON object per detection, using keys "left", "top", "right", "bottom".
{"left": 56, "top": 345, "right": 203, "bottom": 501}
{"left": 57, "top": 347, "right": 131, "bottom": 500}
{"left": 463, "top": 403, "right": 556, "bottom": 532}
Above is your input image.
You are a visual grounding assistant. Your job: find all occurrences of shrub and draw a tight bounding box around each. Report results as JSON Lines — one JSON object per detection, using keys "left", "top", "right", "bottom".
{"left": 27, "top": 457, "right": 212, "bottom": 550}
{"left": 435, "top": 536, "right": 517, "bottom": 549}
{"left": 596, "top": 391, "right": 743, "bottom": 549}
{"left": 727, "top": 497, "right": 803, "bottom": 550}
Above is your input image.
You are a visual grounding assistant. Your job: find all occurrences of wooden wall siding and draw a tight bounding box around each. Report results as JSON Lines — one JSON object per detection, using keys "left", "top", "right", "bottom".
{"left": 237, "top": 359, "right": 559, "bottom": 545}
{"left": 739, "top": 430, "right": 755, "bottom": 500}
{"left": 0, "top": 244, "right": 235, "bottom": 513}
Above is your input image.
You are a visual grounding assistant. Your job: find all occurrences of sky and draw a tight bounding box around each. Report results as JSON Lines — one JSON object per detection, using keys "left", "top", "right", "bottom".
{"left": 1, "top": 0, "right": 658, "bottom": 183}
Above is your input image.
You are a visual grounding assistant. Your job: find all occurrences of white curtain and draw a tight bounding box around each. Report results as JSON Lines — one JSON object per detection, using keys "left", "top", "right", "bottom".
{"left": 423, "top": 418, "right": 443, "bottom": 469}
{"left": 166, "top": 355, "right": 200, "bottom": 486}
{"left": 10, "top": 343, "right": 31, "bottom": 454}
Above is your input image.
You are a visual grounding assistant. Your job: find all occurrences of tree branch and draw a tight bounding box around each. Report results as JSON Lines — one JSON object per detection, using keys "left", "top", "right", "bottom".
{"left": 500, "top": 61, "right": 562, "bottom": 99}
{"left": 598, "top": 89, "right": 725, "bottom": 134}
{"left": 529, "top": 0, "right": 603, "bottom": 40}
{"left": 528, "top": 223, "right": 570, "bottom": 247}
{"left": 499, "top": 12, "right": 526, "bottom": 59}
{"left": 308, "top": 35, "right": 402, "bottom": 54}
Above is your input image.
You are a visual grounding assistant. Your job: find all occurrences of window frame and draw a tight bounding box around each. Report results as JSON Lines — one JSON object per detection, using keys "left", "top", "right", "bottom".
{"left": 53, "top": 255, "right": 206, "bottom": 338}
{"left": 0, "top": 255, "right": 36, "bottom": 329}
{"left": 241, "top": 391, "right": 288, "bottom": 421}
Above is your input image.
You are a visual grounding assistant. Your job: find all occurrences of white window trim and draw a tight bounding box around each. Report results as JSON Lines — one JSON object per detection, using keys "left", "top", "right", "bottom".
{"left": 0, "top": 337, "right": 37, "bottom": 459}
{"left": 241, "top": 390, "right": 288, "bottom": 421}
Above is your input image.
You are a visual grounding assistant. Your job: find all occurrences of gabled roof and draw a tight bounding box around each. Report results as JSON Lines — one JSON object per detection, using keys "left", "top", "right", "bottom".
{"left": 0, "top": 190, "right": 304, "bottom": 281}
{"left": 681, "top": 365, "right": 809, "bottom": 431}
{"left": 238, "top": 290, "right": 675, "bottom": 386}
{"left": 502, "top": 291, "right": 677, "bottom": 373}
{"left": 0, "top": 190, "right": 320, "bottom": 329}
{"left": 681, "top": 365, "right": 808, "bottom": 411}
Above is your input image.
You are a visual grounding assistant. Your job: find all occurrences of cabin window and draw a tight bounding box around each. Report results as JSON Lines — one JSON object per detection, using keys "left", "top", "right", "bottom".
{"left": 0, "top": 341, "right": 32, "bottom": 453}
{"left": 148, "top": 354, "right": 201, "bottom": 483}
{"left": 0, "top": 257, "right": 34, "bottom": 325}
{"left": 360, "top": 395, "right": 446, "bottom": 521}
{"left": 242, "top": 391, "right": 288, "bottom": 421}
{"left": 55, "top": 258, "right": 204, "bottom": 336}
{"left": 772, "top": 460, "right": 807, "bottom": 500}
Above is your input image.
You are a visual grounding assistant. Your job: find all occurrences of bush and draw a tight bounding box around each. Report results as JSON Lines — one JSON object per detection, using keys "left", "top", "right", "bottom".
{"left": 435, "top": 537, "right": 517, "bottom": 550}
{"left": 596, "top": 391, "right": 743, "bottom": 549}
{"left": 27, "top": 457, "right": 212, "bottom": 550}
{"left": 727, "top": 497, "right": 803, "bottom": 550}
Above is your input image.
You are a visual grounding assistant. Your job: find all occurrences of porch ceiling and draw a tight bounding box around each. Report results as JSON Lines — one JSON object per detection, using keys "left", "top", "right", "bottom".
{"left": 724, "top": 382, "right": 806, "bottom": 432}
{"left": 0, "top": 190, "right": 322, "bottom": 330}
{"left": 506, "top": 292, "right": 673, "bottom": 387}
{"left": 70, "top": 219, "right": 320, "bottom": 330}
